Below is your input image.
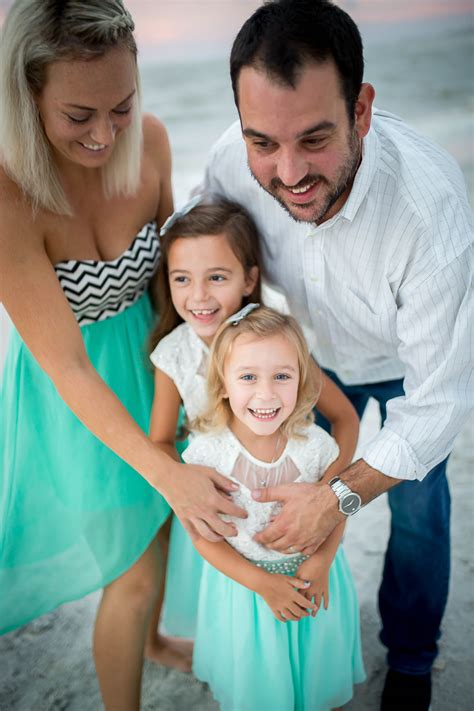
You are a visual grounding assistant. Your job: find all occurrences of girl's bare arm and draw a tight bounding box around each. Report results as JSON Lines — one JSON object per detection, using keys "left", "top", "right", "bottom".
{"left": 149, "top": 368, "right": 183, "bottom": 462}
{"left": 313, "top": 363, "right": 360, "bottom": 478}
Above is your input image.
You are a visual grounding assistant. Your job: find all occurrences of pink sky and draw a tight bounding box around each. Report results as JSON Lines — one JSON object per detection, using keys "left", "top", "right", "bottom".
{"left": 129, "top": 0, "right": 472, "bottom": 59}
{"left": 0, "top": 1, "right": 472, "bottom": 60}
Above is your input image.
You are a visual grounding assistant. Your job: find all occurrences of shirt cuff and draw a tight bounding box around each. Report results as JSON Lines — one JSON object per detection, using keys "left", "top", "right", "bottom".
{"left": 362, "top": 426, "right": 430, "bottom": 482}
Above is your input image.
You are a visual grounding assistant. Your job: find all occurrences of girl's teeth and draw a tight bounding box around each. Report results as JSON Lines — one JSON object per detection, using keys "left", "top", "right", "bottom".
{"left": 250, "top": 408, "right": 279, "bottom": 419}
{"left": 192, "top": 309, "right": 216, "bottom": 315}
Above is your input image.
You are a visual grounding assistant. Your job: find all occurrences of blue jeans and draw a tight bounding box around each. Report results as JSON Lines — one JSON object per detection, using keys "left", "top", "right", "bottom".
{"left": 317, "top": 370, "right": 451, "bottom": 675}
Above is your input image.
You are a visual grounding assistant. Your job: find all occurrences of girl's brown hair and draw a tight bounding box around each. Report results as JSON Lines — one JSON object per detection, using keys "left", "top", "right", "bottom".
{"left": 149, "top": 198, "right": 262, "bottom": 351}
{"left": 195, "top": 306, "right": 320, "bottom": 439}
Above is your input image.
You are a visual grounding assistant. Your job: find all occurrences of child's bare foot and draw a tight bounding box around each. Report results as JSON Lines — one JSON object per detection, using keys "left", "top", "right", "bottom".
{"left": 145, "top": 633, "right": 194, "bottom": 672}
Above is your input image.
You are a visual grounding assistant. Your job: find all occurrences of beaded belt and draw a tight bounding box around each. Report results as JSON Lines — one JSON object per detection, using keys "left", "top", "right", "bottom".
{"left": 249, "top": 554, "right": 309, "bottom": 576}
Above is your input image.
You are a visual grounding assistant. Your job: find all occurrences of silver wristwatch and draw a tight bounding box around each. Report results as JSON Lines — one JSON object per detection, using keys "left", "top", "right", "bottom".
{"left": 328, "top": 477, "right": 362, "bottom": 516}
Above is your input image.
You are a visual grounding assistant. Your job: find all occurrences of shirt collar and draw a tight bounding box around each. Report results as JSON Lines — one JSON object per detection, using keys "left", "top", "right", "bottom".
{"left": 338, "top": 120, "right": 380, "bottom": 223}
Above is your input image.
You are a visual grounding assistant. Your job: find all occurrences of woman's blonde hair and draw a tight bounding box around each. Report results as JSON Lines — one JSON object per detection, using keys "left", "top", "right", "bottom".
{"left": 0, "top": 0, "right": 142, "bottom": 216}
{"left": 149, "top": 198, "right": 262, "bottom": 351}
{"left": 196, "top": 306, "right": 320, "bottom": 439}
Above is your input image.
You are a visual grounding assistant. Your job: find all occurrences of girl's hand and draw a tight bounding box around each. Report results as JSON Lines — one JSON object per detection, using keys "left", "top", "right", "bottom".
{"left": 166, "top": 461, "right": 247, "bottom": 542}
{"left": 296, "top": 554, "right": 331, "bottom": 615}
{"left": 256, "top": 573, "right": 317, "bottom": 623}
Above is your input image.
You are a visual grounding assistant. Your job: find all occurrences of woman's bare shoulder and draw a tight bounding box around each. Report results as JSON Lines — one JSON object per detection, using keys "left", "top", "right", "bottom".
{"left": 0, "top": 166, "right": 41, "bottom": 248}
{"left": 143, "top": 113, "right": 169, "bottom": 148}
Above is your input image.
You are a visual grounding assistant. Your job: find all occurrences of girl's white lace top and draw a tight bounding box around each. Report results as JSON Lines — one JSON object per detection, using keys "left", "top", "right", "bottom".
{"left": 183, "top": 425, "right": 339, "bottom": 563}
{"left": 150, "top": 322, "right": 209, "bottom": 422}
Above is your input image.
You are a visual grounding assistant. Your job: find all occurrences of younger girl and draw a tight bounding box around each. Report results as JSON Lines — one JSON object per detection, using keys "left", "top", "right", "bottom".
{"left": 146, "top": 199, "right": 359, "bottom": 659}
{"left": 185, "top": 305, "right": 365, "bottom": 711}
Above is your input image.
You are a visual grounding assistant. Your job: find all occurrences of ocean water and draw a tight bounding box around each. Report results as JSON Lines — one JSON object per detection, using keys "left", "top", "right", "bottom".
{"left": 0, "top": 17, "right": 472, "bottom": 364}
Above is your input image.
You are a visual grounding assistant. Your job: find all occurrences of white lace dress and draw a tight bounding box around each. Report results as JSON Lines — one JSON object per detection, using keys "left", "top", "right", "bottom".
{"left": 183, "top": 425, "right": 339, "bottom": 573}
{"left": 184, "top": 426, "right": 365, "bottom": 711}
{"left": 150, "top": 321, "right": 209, "bottom": 423}
{"left": 149, "top": 322, "right": 210, "bottom": 636}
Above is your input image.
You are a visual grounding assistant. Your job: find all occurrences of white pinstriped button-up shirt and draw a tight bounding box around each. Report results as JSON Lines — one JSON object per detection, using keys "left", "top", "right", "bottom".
{"left": 203, "top": 108, "right": 473, "bottom": 482}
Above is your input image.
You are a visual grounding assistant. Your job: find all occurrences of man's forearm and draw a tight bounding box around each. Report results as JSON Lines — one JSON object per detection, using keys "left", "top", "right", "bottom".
{"left": 339, "top": 458, "right": 401, "bottom": 506}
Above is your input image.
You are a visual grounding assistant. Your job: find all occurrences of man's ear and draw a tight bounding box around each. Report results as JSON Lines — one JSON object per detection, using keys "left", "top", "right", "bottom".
{"left": 354, "top": 83, "right": 375, "bottom": 139}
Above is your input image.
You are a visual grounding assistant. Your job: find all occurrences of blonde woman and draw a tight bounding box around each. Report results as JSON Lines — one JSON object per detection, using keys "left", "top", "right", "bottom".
{"left": 0, "top": 1, "right": 245, "bottom": 708}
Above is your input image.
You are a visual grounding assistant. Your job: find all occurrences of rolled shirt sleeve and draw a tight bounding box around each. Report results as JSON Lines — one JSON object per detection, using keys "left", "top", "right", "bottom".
{"left": 363, "top": 244, "right": 473, "bottom": 480}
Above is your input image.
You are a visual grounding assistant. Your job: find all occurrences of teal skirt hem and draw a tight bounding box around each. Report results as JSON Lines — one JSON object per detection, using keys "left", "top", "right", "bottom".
{"left": 193, "top": 546, "right": 365, "bottom": 711}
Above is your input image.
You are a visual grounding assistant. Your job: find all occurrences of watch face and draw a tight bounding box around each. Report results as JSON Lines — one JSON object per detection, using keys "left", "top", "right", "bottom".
{"left": 341, "top": 493, "right": 361, "bottom": 515}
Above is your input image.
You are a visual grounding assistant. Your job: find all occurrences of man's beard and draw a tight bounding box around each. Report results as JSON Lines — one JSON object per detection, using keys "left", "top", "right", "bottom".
{"left": 249, "top": 128, "right": 361, "bottom": 225}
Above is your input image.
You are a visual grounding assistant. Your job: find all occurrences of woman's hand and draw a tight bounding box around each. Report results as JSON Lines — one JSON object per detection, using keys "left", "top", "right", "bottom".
{"left": 296, "top": 554, "right": 331, "bottom": 616}
{"left": 256, "top": 572, "right": 317, "bottom": 622}
{"left": 165, "top": 460, "right": 247, "bottom": 542}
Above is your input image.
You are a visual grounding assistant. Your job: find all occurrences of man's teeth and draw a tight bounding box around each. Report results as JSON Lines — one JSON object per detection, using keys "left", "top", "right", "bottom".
{"left": 250, "top": 407, "right": 279, "bottom": 419}
{"left": 82, "top": 143, "right": 106, "bottom": 151}
{"left": 192, "top": 309, "right": 216, "bottom": 316}
{"left": 287, "top": 182, "right": 316, "bottom": 194}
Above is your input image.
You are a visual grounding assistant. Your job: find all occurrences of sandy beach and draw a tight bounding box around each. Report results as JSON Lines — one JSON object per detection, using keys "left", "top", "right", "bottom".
{"left": 1, "top": 402, "right": 472, "bottom": 710}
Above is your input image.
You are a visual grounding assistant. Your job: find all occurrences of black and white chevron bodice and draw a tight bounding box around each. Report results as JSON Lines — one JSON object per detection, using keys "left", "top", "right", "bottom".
{"left": 54, "top": 222, "right": 160, "bottom": 326}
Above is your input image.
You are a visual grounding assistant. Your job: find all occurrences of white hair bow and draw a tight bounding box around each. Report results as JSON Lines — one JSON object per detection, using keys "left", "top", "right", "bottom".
{"left": 159, "top": 194, "right": 202, "bottom": 237}
{"left": 225, "top": 303, "right": 261, "bottom": 326}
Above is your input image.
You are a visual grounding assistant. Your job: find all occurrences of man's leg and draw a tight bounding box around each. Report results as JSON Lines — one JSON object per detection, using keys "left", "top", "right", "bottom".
{"left": 319, "top": 372, "right": 451, "bottom": 708}
{"left": 378, "top": 459, "right": 450, "bottom": 674}
{"left": 369, "top": 380, "right": 451, "bottom": 708}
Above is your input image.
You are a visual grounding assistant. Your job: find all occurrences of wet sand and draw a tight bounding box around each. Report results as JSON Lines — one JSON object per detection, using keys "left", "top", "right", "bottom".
{"left": 1, "top": 403, "right": 473, "bottom": 710}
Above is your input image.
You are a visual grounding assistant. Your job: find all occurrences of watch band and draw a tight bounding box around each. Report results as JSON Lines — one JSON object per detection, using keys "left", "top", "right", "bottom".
{"left": 328, "top": 476, "right": 362, "bottom": 516}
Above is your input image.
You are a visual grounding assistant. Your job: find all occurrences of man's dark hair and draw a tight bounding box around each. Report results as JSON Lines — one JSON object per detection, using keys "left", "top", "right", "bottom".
{"left": 230, "top": 0, "right": 364, "bottom": 120}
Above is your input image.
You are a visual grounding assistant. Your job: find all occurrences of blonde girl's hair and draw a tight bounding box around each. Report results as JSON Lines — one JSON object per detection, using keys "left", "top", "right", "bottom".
{"left": 0, "top": 0, "right": 142, "bottom": 216}
{"left": 149, "top": 198, "right": 263, "bottom": 351}
{"left": 195, "top": 306, "right": 321, "bottom": 439}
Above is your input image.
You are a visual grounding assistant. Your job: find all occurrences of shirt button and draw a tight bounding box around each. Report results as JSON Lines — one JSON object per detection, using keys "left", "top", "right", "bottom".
{"left": 309, "top": 275, "right": 318, "bottom": 282}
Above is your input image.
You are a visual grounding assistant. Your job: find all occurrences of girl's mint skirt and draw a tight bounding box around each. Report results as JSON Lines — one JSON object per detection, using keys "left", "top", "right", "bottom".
{"left": 193, "top": 546, "right": 366, "bottom": 711}
{"left": 0, "top": 294, "right": 170, "bottom": 634}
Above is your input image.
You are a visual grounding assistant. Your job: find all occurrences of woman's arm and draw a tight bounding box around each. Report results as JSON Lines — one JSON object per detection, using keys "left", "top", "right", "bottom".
{"left": 194, "top": 536, "right": 317, "bottom": 622}
{"left": 313, "top": 363, "right": 360, "bottom": 479}
{"left": 0, "top": 196, "right": 245, "bottom": 542}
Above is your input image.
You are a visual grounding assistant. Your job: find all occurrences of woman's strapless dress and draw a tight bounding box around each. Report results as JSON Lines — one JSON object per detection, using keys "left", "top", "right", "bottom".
{"left": 0, "top": 222, "right": 170, "bottom": 634}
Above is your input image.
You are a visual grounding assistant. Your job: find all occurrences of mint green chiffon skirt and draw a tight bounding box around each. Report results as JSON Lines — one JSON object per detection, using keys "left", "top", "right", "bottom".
{"left": 0, "top": 294, "right": 170, "bottom": 634}
{"left": 193, "top": 546, "right": 365, "bottom": 711}
{"left": 161, "top": 513, "right": 203, "bottom": 638}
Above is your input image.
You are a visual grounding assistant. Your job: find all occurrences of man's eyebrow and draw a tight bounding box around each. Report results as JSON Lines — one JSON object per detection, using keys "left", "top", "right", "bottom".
{"left": 242, "top": 120, "right": 336, "bottom": 141}
{"left": 242, "top": 128, "right": 271, "bottom": 140}
{"left": 63, "top": 90, "right": 136, "bottom": 112}
{"left": 298, "top": 121, "right": 336, "bottom": 137}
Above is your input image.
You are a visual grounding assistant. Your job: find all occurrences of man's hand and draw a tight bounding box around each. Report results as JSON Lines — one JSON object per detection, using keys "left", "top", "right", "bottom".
{"left": 252, "top": 481, "right": 343, "bottom": 555}
{"left": 167, "top": 462, "right": 247, "bottom": 542}
{"left": 256, "top": 573, "right": 317, "bottom": 622}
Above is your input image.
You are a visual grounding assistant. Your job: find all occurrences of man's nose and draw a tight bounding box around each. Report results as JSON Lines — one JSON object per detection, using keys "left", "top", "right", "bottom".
{"left": 276, "top": 148, "right": 308, "bottom": 187}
